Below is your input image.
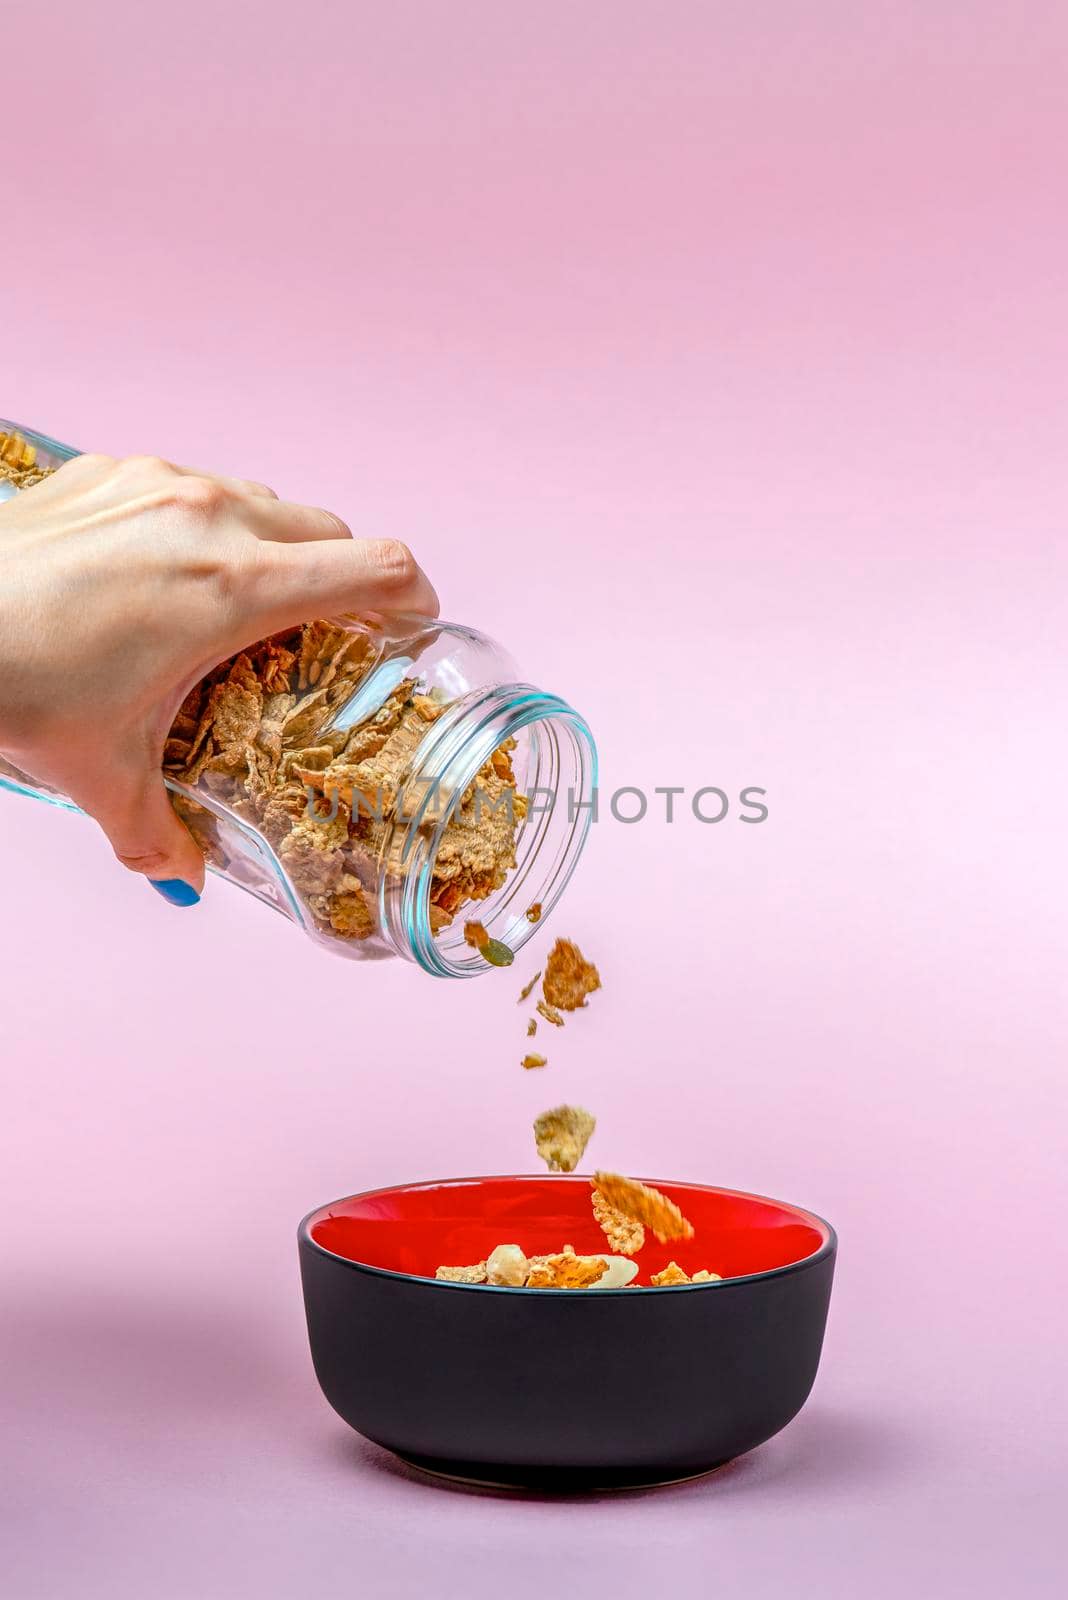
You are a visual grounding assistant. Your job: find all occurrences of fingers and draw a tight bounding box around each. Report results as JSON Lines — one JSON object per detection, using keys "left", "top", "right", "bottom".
{"left": 51, "top": 451, "right": 350, "bottom": 544}
{"left": 162, "top": 461, "right": 352, "bottom": 543}
{"left": 173, "top": 465, "right": 279, "bottom": 501}
{"left": 248, "top": 536, "right": 440, "bottom": 634}
{"left": 71, "top": 757, "right": 207, "bottom": 899}
{"left": 40, "top": 448, "right": 439, "bottom": 630}
{"left": 248, "top": 496, "right": 353, "bottom": 544}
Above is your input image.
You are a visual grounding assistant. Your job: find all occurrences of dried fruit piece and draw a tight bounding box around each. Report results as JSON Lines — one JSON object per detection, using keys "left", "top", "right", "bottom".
{"left": 534, "top": 1105, "right": 596, "bottom": 1172}
{"left": 522, "top": 1053, "right": 547, "bottom": 1070}
{"left": 435, "top": 1261, "right": 488, "bottom": 1283}
{"left": 542, "top": 938, "right": 601, "bottom": 1011}
{"left": 650, "top": 1261, "right": 691, "bottom": 1287}
{"left": 591, "top": 1172, "right": 695, "bottom": 1244}
{"left": 526, "top": 1245, "right": 607, "bottom": 1289}
{"left": 481, "top": 938, "right": 514, "bottom": 967}
{"left": 589, "top": 1255, "right": 640, "bottom": 1289}
{"left": 536, "top": 999, "right": 565, "bottom": 1027}
{"left": 517, "top": 972, "right": 541, "bottom": 1003}
{"left": 464, "top": 920, "right": 490, "bottom": 950}
{"left": 526, "top": 1018, "right": 537, "bottom": 1037}
{"left": 486, "top": 1244, "right": 530, "bottom": 1287}
{"left": 525, "top": 902, "right": 542, "bottom": 923}
{"left": 691, "top": 1270, "right": 723, "bottom": 1283}
{"left": 592, "top": 1188, "right": 646, "bottom": 1256}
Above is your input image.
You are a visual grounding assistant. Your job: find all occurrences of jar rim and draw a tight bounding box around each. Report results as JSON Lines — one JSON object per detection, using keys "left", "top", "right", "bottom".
{"left": 381, "top": 686, "right": 597, "bottom": 978}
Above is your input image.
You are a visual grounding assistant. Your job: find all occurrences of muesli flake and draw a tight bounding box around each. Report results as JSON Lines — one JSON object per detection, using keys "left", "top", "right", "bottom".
{"left": 591, "top": 1172, "right": 695, "bottom": 1244}
{"left": 533, "top": 1105, "right": 596, "bottom": 1172}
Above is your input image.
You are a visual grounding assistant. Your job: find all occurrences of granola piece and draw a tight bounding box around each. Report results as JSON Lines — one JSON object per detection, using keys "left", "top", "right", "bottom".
{"left": 427, "top": 745, "right": 525, "bottom": 927}
{"left": 522, "top": 1053, "right": 547, "bottom": 1070}
{"left": 542, "top": 938, "right": 601, "bottom": 1012}
{"left": 288, "top": 744, "right": 336, "bottom": 779}
{"left": 333, "top": 679, "right": 419, "bottom": 772}
{"left": 163, "top": 681, "right": 207, "bottom": 768}
{"left": 526, "top": 1246, "right": 607, "bottom": 1289}
{"left": 326, "top": 874, "right": 375, "bottom": 940}
{"left": 592, "top": 1188, "right": 645, "bottom": 1256}
{"left": 209, "top": 654, "right": 263, "bottom": 766}
{"left": 298, "top": 682, "right": 421, "bottom": 819}
{"left": 0, "top": 430, "right": 53, "bottom": 489}
{"left": 486, "top": 1244, "right": 530, "bottom": 1287}
{"left": 534, "top": 1106, "right": 596, "bottom": 1172}
{"left": 591, "top": 1173, "right": 695, "bottom": 1244}
{"left": 258, "top": 782, "right": 308, "bottom": 847}
{"left": 536, "top": 999, "right": 565, "bottom": 1028}
{"left": 650, "top": 1261, "right": 691, "bottom": 1287}
{"left": 525, "top": 902, "right": 542, "bottom": 923}
{"left": 278, "top": 685, "right": 335, "bottom": 749}
{"left": 526, "top": 1018, "right": 537, "bottom": 1037}
{"left": 253, "top": 691, "right": 298, "bottom": 777}
{"left": 691, "top": 1270, "right": 723, "bottom": 1283}
{"left": 464, "top": 920, "right": 490, "bottom": 950}
{"left": 176, "top": 655, "right": 264, "bottom": 782}
{"left": 277, "top": 812, "right": 348, "bottom": 896}
{"left": 412, "top": 693, "right": 445, "bottom": 723}
{"left": 260, "top": 640, "right": 298, "bottom": 694}
{"left": 435, "top": 1261, "right": 488, "bottom": 1284}
{"left": 295, "top": 620, "right": 372, "bottom": 693}
{"left": 517, "top": 972, "right": 541, "bottom": 1004}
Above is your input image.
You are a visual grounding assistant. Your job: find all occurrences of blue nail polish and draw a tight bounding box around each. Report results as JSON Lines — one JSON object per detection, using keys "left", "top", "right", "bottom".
{"left": 149, "top": 878, "right": 201, "bottom": 907}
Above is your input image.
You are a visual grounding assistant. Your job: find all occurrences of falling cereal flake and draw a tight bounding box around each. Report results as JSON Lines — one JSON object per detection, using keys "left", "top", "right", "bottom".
{"left": 542, "top": 938, "right": 601, "bottom": 1011}
{"left": 591, "top": 1172, "right": 694, "bottom": 1244}
{"left": 517, "top": 971, "right": 541, "bottom": 1004}
{"left": 592, "top": 1188, "right": 645, "bottom": 1256}
{"left": 534, "top": 1105, "right": 596, "bottom": 1172}
{"left": 522, "top": 1053, "right": 547, "bottom": 1070}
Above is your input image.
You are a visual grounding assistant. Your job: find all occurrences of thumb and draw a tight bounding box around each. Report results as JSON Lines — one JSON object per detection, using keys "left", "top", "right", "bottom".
{"left": 73, "top": 757, "right": 207, "bottom": 904}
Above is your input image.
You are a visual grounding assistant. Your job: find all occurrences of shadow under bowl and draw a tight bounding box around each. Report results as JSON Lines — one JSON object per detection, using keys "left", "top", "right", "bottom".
{"left": 298, "top": 1173, "right": 836, "bottom": 1491}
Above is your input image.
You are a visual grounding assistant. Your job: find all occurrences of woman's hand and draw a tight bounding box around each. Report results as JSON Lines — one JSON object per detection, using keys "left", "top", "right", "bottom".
{"left": 0, "top": 452, "right": 438, "bottom": 901}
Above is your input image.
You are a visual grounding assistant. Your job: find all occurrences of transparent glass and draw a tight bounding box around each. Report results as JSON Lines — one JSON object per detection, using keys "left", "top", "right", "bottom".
{"left": 0, "top": 420, "right": 597, "bottom": 977}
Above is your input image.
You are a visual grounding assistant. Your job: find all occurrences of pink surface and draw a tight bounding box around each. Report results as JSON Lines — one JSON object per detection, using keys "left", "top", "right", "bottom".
{"left": 2, "top": 3, "right": 1065, "bottom": 1596}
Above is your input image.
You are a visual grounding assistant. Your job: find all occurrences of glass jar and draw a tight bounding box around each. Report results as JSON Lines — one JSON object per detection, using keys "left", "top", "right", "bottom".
{"left": 0, "top": 420, "right": 597, "bottom": 977}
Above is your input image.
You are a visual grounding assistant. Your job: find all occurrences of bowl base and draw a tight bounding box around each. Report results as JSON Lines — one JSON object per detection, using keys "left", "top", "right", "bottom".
{"left": 393, "top": 1450, "right": 734, "bottom": 1493}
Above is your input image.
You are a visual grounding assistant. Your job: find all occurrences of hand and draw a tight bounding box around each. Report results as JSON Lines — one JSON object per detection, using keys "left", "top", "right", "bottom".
{"left": 0, "top": 452, "right": 438, "bottom": 900}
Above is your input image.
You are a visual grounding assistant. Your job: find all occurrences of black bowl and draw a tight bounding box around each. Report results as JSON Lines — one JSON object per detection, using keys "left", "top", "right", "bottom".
{"left": 298, "top": 1174, "right": 836, "bottom": 1490}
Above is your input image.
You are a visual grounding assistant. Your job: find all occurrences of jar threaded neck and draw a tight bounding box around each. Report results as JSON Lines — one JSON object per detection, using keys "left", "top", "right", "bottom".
{"left": 379, "top": 686, "right": 597, "bottom": 977}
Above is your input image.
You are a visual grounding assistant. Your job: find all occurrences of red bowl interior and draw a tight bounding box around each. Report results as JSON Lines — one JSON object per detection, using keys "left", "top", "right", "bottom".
{"left": 305, "top": 1175, "right": 830, "bottom": 1285}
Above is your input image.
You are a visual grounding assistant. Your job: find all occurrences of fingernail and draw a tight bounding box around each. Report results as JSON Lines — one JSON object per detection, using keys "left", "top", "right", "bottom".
{"left": 149, "top": 878, "right": 201, "bottom": 907}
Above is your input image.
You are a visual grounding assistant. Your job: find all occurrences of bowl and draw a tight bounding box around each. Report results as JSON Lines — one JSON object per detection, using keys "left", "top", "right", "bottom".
{"left": 298, "top": 1173, "right": 836, "bottom": 1491}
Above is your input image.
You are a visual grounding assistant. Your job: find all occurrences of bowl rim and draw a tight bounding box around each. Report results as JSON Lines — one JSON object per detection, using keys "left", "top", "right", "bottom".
{"left": 298, "top": 1173, "right": 837, "bottom": 1295}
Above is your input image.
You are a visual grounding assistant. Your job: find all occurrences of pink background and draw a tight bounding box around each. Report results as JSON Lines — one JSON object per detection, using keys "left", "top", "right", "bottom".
{"left": 3, "top": 3, "right": 1065, "bottom": 1595}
